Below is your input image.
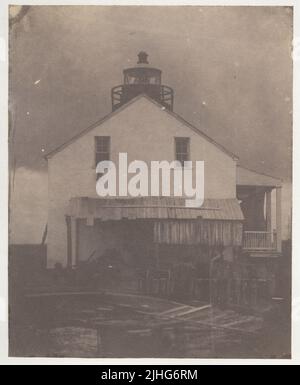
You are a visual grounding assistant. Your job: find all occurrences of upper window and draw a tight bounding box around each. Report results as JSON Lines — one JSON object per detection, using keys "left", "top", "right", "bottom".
{"left": 175, "top": 137, "right": 190, "bottom": 166}
{"left": 95, "top": 136, "right": 110, "bottom": 167}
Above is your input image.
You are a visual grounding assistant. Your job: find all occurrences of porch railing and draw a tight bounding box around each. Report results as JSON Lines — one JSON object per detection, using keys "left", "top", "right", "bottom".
{"left": 243, "top": 231, "right": 276, "bottom": 251}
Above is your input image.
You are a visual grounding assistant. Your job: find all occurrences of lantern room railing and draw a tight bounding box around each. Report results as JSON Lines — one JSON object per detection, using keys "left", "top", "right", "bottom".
{"left": 111, "top": 84, "right": 174, "bottom": 111}
{"left": 111, "top": 85, "right": 123, "bottom": 110}
{"left": 160, "top": 85, "right": 174, "bottom": 111}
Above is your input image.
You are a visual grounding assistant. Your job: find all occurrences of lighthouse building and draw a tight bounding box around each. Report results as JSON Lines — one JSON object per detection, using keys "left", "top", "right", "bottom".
{"left": 45, "top": 53, "right": 282, "bottom": 298}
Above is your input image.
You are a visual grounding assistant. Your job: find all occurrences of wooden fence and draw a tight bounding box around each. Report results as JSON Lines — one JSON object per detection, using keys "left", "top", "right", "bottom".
{"left": 137, "top": 265, "right": 273, "bottom": 311}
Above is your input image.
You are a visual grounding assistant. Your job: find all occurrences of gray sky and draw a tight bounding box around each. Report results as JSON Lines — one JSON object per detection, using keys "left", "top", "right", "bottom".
{"left": 10, "top": 6, "right": 293, "bottom": 180}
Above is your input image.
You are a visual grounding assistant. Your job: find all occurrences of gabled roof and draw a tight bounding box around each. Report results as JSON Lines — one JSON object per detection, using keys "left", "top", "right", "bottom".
{"left": 237, "top": 165, "right": 282, "bottom": 188}
{"left": 45, "top": 94, "right": 238, "bottom": 160}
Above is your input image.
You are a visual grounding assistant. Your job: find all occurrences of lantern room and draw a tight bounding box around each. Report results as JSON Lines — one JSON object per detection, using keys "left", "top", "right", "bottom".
{"left": 111, "top": 52, "right": 174, "bottom": 111}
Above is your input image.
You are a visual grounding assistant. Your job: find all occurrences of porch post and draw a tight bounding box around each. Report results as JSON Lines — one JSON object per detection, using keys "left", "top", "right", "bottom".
{"left": 66, "top": 216, "right": 72, "bottom": 268}
{"left": 155, "top": 242, "right": 160, "bottom": 269}
{"left": 276, "top": 187, "right": 282, "bottom": 253}
{"left": 266, "top": 189, "right": 272, "bottom": 246}
{"left": 70, "top": 217, "right": 78, "bottom": 267}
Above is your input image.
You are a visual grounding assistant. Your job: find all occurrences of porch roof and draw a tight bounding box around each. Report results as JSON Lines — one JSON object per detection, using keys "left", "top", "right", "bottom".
{"left": 67, "top": 197, "right": 244, "bottom": 221}
{"left": 237, "top": 166, "right": 282, "bottom": 188}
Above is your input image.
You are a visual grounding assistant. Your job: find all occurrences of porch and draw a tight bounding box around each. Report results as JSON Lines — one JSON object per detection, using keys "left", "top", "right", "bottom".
{"left": 237, "top": 166, "right": 282, "bottom": 254}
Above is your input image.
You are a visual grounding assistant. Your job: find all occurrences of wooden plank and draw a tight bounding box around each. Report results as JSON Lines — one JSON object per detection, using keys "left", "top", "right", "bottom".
{"left": 158, "top": 305, "right": 192, "bottom": 316}
{"left": 174, "top": 304, "right": 212, "bottom": 318}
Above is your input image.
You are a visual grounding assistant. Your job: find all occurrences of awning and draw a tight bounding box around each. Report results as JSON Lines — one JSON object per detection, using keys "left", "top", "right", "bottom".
{"left": 237, "top": 166, "right": 281, "bottom": 188}
{"left": 67, "top": 197, "right": 244, "bottom": 222}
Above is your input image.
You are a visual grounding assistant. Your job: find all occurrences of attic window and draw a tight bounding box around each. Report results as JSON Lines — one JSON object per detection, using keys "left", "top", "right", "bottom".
{"left": 95, "top": 136, "right": 110, "bottom": 167}
{"left": 175, "top": 137, "right": 190, "bottom": 166}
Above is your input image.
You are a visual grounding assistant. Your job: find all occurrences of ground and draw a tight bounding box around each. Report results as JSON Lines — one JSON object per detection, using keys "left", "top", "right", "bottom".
{"left": 9, "top": 290, "right": 290, "bottom": 358}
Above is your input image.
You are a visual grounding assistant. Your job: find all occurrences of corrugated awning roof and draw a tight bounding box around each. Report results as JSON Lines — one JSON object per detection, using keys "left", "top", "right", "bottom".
{"left": 237, "top": 165, "right": 282, "bottom": 188}
{"left": 67, "top": 197, "right": 244, "bottom": 221}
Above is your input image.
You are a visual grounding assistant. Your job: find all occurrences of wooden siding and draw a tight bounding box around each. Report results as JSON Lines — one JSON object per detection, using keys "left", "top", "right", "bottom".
{"left": 154, "top": 220, "right": 243, "bottom": 246}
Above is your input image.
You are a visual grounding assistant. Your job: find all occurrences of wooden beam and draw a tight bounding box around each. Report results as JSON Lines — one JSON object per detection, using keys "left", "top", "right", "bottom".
{"left": 266, "top": 189, "right": 272, "bottom": 247}
{"left": 65, "top": 216, "right": 72, "bottom": 268}
{"left": 77, "top": 204, "right": 220, "bottom": 210}
{"left": 70, "top": 217, "right": 78, "bottom": 267}
{"left": 276, "top": 187, "right": 282, "bottom": 253}
{"left": 266, "top": 190, "right": 272, "bottom": 232}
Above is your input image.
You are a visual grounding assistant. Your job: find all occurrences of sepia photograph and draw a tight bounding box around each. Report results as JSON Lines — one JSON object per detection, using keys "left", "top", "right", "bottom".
{"left": 7, "top": 3, "right": 293, "bottom": 360}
